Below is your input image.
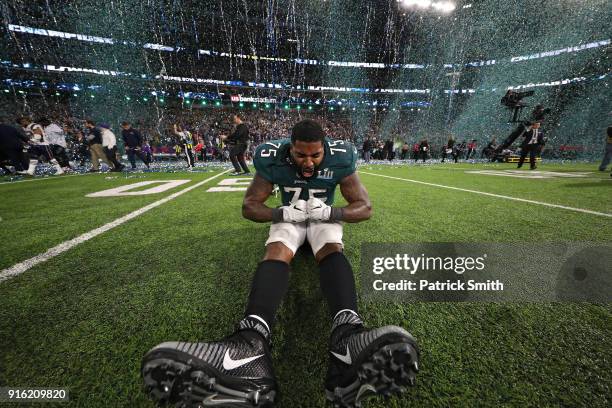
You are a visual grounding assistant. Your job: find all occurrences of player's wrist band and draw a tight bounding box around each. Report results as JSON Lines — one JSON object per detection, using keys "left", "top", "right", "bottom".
{"left": 329, "top": 207, "right": 345, "bottom": 222}
{"left": 271, "top": 208, "right": 284, "bottom": 223}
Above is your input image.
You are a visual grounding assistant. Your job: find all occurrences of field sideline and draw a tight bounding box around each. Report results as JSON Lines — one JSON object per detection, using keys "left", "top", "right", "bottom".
{"left": 0, "top": 162, "right": 610, "bottom": 407}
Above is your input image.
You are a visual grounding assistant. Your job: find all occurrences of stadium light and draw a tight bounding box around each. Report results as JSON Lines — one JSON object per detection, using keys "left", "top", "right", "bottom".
{"left": 284, "top": 104, "right": 289, "bottom": 109}
{"left": 432, "top": 1, "right": 456, "bottom": 12}
{"left": 308, "top": 106, "right": 313, "bottom": 110}
{"left": 90, "top": 94, "right": 95, "bottom": 98}
{"left": 215, "top": 101, "right": 221, "bottom": 106}
{"left": 54, "top": 91, "right": 60, "bottom": 96}
{"left": 265, "top": 103, "right": 270, "bottom": 109}
{"left": 143, "top": 97, "right": 148, "bottom": 102}
{"left": 125, "top": 96, "right": 131, "bottom": 100}
{"left": 297, "top": 105, "right": 301, "bottom": 110}
{"left": 401, "top": 0, "right": 431, "bottom": 8}
{"left": 239, "top": 102, "right": 244, "bottom": 107}
{"left": 252, "top": 103, "right": 257, "bottom": 108}
{"left": 185, "top": 99, "right": 191, "bottom": 104}
{"left": 400, "top": 0, "right": 455, "bottom": 13}
{"left": 329, "top": 107, "right": 334, "bottom": 111}
{"left": 201, "top": 100, "right": 207, "bottom": 105}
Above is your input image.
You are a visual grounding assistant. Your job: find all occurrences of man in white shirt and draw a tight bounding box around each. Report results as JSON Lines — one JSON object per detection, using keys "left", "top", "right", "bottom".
{"left": 40, "top": 117, "right": 72, "bottom": 171}
{"left": 100, "top": 123, "right": 124, "bottom": 171}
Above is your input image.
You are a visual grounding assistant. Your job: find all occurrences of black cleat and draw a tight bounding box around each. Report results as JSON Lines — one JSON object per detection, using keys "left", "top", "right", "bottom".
{"left": 142, "top": 317, "right": 277, "bottom": 407}
{"left": 325, "top": 312, "right": 419, "bottom": 408}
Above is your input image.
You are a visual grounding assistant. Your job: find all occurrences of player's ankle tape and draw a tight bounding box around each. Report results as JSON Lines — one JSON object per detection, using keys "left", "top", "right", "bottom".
{"left": 331, "top": 310, "right": 363, "bottom": 333}
{"left": 238, "top": 316, "right": 271, "bottom": 343}
{"left": 271, "top": 207, "right": 284, "bottom": 223}
{"left": 329, "top": 207, "right": 345, "bottom": 222}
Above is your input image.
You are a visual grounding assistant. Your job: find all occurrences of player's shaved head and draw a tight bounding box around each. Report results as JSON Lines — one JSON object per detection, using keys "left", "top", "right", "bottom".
{"left": 291, "top": 119, "right": 325, "bottom": 145}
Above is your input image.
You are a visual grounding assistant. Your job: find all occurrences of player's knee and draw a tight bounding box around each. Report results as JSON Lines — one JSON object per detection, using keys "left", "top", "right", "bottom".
{"left": 315, "top": 243, "right": 343, "bottom": 263}
{"left": 263, "top": 242, "right": 294, "bottom": 264}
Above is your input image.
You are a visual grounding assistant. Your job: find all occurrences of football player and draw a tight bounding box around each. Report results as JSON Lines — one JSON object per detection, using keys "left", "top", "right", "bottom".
{"left": 173, "top": 124, "right": 195, "bottom": 169}
{"left": 142, "top": 120, "right": 419, "bottom": 407}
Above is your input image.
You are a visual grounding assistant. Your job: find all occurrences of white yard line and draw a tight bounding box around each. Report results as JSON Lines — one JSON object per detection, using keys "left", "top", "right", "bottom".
{"left": 0, "top": 169, "right": 231, "bottom": 283}
{"left": 360, "top": 171, "right": 612, "bottom": 218}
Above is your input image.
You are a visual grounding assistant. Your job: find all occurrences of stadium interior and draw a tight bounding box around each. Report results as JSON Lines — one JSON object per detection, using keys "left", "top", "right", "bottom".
{"left": 0, "top": 0, "right": 610, "bottom": 407}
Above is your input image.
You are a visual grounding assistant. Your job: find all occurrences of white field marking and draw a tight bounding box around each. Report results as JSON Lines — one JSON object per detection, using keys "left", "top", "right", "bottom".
{"left": 208, "top": 187, "right": 248, "bottom": 192}
{"left": 0, "top": 172, "right": 97, "bottom": 185}
{"left": 86, "top": 180, "right": 191, "bottom": 197}
{"left": 207, "top": 177, "right": 252, "bottom": 192}
{"left": 466, "top": 170, "right": 591, "bottom": 179}
{"left": 360, "top": 171, "right": 612, "bottom": 218}
{"left": 0, "top": 169, "right": 231, "bottom": 283}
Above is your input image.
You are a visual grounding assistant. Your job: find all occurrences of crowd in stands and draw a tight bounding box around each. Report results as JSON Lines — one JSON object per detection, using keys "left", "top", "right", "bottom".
{"left": 0, "top": 96, "right": 590, "bottom": 175}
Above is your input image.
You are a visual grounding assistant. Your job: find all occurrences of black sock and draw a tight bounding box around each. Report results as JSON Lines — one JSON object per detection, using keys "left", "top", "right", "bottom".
{"left": 244, "top": 260, "right": 290, "bottom": 329}
{"left": 319, "top": 252, "right": 358, "bottom": 318}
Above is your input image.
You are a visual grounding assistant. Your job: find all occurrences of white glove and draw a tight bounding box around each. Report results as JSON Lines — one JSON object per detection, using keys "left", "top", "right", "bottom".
{"left": 281, "top": 199, "right": 308, "bottom": 223}
{"left": 306, "top": 197, "right": 331, "bottom": 221}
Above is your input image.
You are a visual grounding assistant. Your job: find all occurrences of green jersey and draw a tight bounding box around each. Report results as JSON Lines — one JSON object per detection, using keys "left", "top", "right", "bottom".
{"left": 254, "top": 138, "right": 357, "bottom": 205}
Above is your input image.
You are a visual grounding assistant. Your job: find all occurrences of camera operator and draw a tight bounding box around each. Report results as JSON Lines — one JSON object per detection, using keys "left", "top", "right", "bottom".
{"left": 517, "top": 122, "right": 545, "bottom": 170}
{"left": 495, "top": 100, "right": 550, "bottom": 156}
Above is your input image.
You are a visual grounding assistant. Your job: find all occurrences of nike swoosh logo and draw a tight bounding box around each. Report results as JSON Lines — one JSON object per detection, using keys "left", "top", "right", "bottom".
{"left": 331, "top": 345, "right": 352, "bottom": 365}
{"left": 222, "top": 350, "right": 264, "bottom": 370}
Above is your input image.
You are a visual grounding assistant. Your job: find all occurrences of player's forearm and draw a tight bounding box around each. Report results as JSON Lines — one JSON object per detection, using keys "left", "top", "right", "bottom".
{"left": 242, "top": 201, "right": 275, "bottom": 223}
{"left": 337, "top": 200, "right": 371, "bottom": 223}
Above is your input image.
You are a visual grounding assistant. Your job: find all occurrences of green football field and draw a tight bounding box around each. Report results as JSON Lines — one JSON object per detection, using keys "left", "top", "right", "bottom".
{"left": 0, "top": 162, "right": 610, "bottom": 407}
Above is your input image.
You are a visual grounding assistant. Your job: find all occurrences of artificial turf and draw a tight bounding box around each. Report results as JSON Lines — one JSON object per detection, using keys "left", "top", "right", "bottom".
{"left": 0, "top": 161, "right": 610, "bottom": 407}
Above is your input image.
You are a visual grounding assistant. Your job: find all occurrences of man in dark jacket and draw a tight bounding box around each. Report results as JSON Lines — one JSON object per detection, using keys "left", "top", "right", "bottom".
{"left": 517, "top": 122, "right": 545, "bottom": 170}
{"left": 598, "top": 126, "right": 612, "bottom": 173}
{"left": 121, "top": 121, "right": 150, "bottom": 169}
{"left": 419, "top": 139, "right": 429, "bottom": 162}
{"left": 362, "top": 138, "right": 373, "bottom": 162}
{"left": 0, "top": 123, "right": 29, "bottom": 172}
{"left": 223, "top": 114, "right": 250, "bottom": 175}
